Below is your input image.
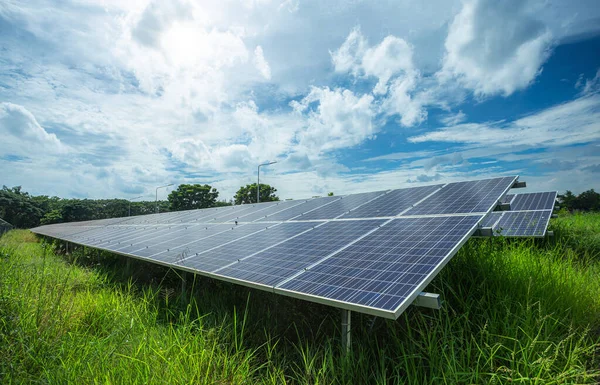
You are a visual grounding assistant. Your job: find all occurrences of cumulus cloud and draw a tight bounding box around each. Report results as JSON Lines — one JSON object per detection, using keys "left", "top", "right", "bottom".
{"left": 439, "top": 0, "right": 553, "bottom": 97}
{"left": 291, "top": 86, "right": 376, "bottom": 153}
{"left": 253, "top": 46, "right": 272, "bottom": 80}
{"left": 0, "top": 102, "right": 65, "bottom": 155}
{"left": 331, "top": 28, "right": 426, "bottom": 126}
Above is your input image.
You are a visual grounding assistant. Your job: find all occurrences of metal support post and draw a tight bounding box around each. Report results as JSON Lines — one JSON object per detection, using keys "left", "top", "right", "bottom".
{"left": 125, "top": 258, "right": 131, "bottom": 274}
{"left": 181, "top": 272, "right": 188, "bottom": 305}
{"left": 341, "top": 309, "right": 351, "bottom": 354}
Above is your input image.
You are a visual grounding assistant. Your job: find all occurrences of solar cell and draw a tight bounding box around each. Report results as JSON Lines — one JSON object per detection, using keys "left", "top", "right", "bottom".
{"left": 277, "top": 215, "right": 481, "bottom": 316}
{"left": 492, "top": 210, "right": 552, "bottom": 237}
{"left": 339, "top": 185, "right": 441, "bottom": 219}
{"left": 404, "top": 176, "right": 516, "bottom": 215}
{"left": 216, "top": 220, "right": 386, "bottom": 286}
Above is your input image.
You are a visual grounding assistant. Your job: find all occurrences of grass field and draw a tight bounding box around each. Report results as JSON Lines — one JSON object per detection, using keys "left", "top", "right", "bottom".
{"left": 1, "top": 213, "right": 599, "bottom": 384}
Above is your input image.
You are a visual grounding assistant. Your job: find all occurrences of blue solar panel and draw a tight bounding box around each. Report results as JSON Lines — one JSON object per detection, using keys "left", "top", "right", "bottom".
{"left": 235, "top": 200, "right": 308, "bottom": 222}
{"left": 492, "top": 210, "right": 551, "bottom": 237}
{"left": 30, "top": 175, "right": 521, "bottom": 319}
{"left": 180, "top": 221, "right": 318, "bottom": 272}
{"left": 338, "top": 185, "right": 441, "bottom": 219}
{"left": 277, "top": 215, "right": 480, "bottom": 315}
{"left": 405, "top": 176, "right": 516, "bottom": 215}
{"left": 256, "top": 196, "right": 339, "bottom": 222}
{"left": 299, "top": 191, "right": 388, "bottom": 220}
{"left": 506, "top": 192, "right": 557, "bottom": 211}
{"left": 216, "top": 220, "right": 385, "bottom": 286}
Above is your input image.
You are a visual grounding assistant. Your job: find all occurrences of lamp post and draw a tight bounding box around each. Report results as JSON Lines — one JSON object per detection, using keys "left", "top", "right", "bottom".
{"left": 128, "top": 196, "right": 143, "bottom": 217}
{"left": 155, "top": 184, "right": 174, "bottom": 213}
{"left": 257, "top": 161, "right": 277, "bottom": 203}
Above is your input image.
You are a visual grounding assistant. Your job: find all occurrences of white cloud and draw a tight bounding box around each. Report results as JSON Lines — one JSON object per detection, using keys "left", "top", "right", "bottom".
{"left": 439, "top": 110, "right": 466, "bottom": 126}
{"left": 577, "top": 68, "right": 600, "bottom": 95}
{"left": 0, "top": 102, "right": 65, "bottom": 156}
{"left": 409, "top": 95, "right": 600, "bottom": 148}
{"left": 253, "top": 45, "right": 272, "bottom": 80}
{"left": 330, "top": 27, "right": 367, "bottom": 76}
{"left": 362, "top": 36, "right": 415, "bottom": 95}
{"left": 438, "top": 0, "right": 553, "bottom": 97}
{"left": 291, "top": 87, "right": 376, "bottom": 153}
{"left": 331, "top": 28, "right": 426, "bottom": 126}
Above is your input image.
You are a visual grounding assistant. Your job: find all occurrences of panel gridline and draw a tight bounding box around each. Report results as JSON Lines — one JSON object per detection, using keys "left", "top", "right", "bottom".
{"left": 493, "top": 210, "right": 551, "bottom": 237}
{"left": 339, "top": 185, "right": 441, "bottom": 219}
{"left": 279, "top": 215, "right": 481, "bottom": 312}
{"left": 405, "top": 176, "right": 516, "bottom": 215}
{"left": 216, "top": 219, "right": 386, "bottom": 287}
{"left": 508, "top": 192, "right": 557, "bottom": 211}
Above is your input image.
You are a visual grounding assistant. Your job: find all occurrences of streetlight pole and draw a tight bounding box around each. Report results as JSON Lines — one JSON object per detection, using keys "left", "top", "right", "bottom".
{"left": 257, "top": 161, "right": 277, "bottom": 203}
{"left": 128, "top": 195, "right": 143, "bottom": 217}
{"left": 155, "top": 184, "right": 174, "bottom": 213}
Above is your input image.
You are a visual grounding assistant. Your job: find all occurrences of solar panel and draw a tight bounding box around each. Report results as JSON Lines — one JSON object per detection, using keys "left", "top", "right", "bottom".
{"left": 277, "top": 215, "right": 481, "bottom": 317}
{"left": 180, "top": 221, "right": 319, "bottom": 272}
{"left": 299, "top": 191, "right": 388, "bottom": 220}
{"left": 493, "top": 210, "right": 552, "bottom": 237}
{"left": 215, "top": 220, "right": 386, "bottom": 287}
{"left": 339, "top": 185, "right": 441, "bottom": 219}
{"left": 256, "top": 196, "right": 340, "bottom": 222}
{"left": 404, "top": 176, "right": 517, "bottom": 215}
{"left": 31, "top": 175, "right": 523, "bottom": 319}
{"left": 505, "top": 191, "right": 557, "bottom": 211}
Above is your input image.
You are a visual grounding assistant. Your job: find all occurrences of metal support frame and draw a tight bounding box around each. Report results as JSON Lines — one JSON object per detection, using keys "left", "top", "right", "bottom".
{"left": 341, "top": 309, "right": 351, "bottom": 354}
{"left": 181, "top": 272, "right": 188, "bottom": 305}
{"left": 412, "top": 292, "right": 442, "bottom": 309}
{"left": 497, "top": 202, "right": 511, "bottom": 211}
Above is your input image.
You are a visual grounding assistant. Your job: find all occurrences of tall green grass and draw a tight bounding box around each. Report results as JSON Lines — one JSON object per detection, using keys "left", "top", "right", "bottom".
{"left": 1, "top": 213, "right": 599, "bottom": 384}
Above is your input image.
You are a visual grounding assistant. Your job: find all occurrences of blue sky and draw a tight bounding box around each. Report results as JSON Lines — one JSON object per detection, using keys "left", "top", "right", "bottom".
{"left": 0, "top": 0, "right": 599, "bottom": 201}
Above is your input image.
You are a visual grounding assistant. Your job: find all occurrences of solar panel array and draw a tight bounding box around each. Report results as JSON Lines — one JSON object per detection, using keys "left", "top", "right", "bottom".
{"left": 32, "top": 176, "right": 519, "bottom": 319}
{"left": 479, "top": 191, "right": 556, "bottom": 237}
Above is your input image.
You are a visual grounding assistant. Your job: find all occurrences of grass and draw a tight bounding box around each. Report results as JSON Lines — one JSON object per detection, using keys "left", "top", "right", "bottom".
{"left": 0, "top": 213, "right": 599, "bottom": 384}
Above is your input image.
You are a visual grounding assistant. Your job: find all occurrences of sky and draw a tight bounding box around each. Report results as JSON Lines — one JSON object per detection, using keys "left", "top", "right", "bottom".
{"left": 0, "top": 0, "right": 599, "bottom": 202}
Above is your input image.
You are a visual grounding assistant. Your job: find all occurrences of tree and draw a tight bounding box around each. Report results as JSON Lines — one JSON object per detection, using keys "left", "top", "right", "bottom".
{"left": 0, "top": 186, "right": 45, "bottom": 228}
{"left": 234, "top": 183, "right": 279, "bottom": 205}
{"left": 168, "top": 184, "right": 219, "bottom": 211}
{"left": 328, "top": 192, "right": 334, "bottom": 196}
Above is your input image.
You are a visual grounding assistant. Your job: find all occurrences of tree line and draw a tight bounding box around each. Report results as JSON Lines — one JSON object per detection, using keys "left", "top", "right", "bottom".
{"left": 0, "top": 183, "right": 279, "bottom": 228}
{"left": 557, "top": 189, "right": 600, "bottom": 212}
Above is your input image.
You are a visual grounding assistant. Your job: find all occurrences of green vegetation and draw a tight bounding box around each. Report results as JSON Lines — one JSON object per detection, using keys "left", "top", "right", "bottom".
{"left": 1, "top": 213, "right": 599, "bottom": 384}
{"left": 167, "top": 184, "right": 221, "bottom": 211}
{"left": 558, "top": 189, "right": 600, "bottom": 212}
{"left": 234, "top": 183, "right": 279, "bottom": 204}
